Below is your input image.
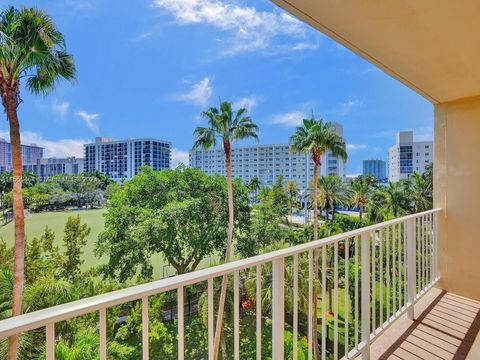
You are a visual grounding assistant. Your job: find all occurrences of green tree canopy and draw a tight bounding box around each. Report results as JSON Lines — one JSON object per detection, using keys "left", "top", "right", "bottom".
{"left": 96, "top": 166, "right": 251, "bottom": 281}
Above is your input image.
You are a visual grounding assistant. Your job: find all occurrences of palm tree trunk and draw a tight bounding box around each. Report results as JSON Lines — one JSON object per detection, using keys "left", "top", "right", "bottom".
{"left": 7, "top": 103, "right": 25, "bottom": 360}
{"left": 359, "top": 205, "right": 363, "bottom": 220}
{"left": 312, "top": 159, "right": 320, "bottom": 360}
{"left": 213, "top": 141, "right": 234, "bottom": 360}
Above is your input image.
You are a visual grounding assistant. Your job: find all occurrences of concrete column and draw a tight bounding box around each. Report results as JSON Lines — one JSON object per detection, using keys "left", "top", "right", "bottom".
{"left": 434, "top": 95, "right": 480, "bottom": 300}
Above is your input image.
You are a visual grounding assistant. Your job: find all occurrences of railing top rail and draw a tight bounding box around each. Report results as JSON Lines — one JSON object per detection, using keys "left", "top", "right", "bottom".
{"left": 0, "top": 208, "right": 441, "bottom": 338}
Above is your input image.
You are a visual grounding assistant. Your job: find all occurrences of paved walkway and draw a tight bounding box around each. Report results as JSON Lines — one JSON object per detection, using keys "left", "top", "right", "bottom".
{"left": 371, "top": 288, "right": 480, "bottom": 359}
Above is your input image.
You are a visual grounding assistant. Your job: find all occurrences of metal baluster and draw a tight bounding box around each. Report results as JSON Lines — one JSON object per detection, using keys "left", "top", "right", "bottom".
{"left": 379, "top": 229, "right": 383, "bottom": 328}
{"left": 407, "top": 218, "right": 416, "bottom": 320}
{"left": 392, "top": 224, "right": 397, "bottom": 314}
{"left": 46, "top": 323, "right": 55, "bottom": 360}
{"left": 386, "top": 226, "right": 390, "bottom": 321}
{"left": 272, "top": 258, "right": 285, "bottom": 360}
{"left": 99, "top": 308, "right": 107, "bottom": 360}
{"left": 404, "top": 222, "right": 408, "bottom": 306}
{"left": 256, "top": 265, "right": 262, "bottom": 360}
{"left": 334, "top": 242, "right": 339, "bottom": 360}
{"left": 142, "top": 296, "right": 149, "bottom": 360}
{"left": 208, "top": 278, "right": 214, "bottom": 360}
{"left": 234, "top": 271, "right": 240, "bottom": 360}
{"left": 354, "top": 236, "right": 359, "bottom": 350}
{"left": 322, "top": 246, "right": 327, "bottom": 360}
{"left": 371, "top": 230, "right": 376, "bottom": 333}
{"left": 361, "top": 232, "right": 371, "bottom": 360}
{"left": 398, "top": 223, "right": 402, "bottom": 308}
{"left": 308, "top": 250, "right": 313, "bottom": 360}
{"left": 293, "top": 255, "right": 299, "bottom": 360}
{"left": 344, "top": 238, "right": 350, "bottom": 358}
{"left": 178, "top": 288, "right": 184, "bottom": 360}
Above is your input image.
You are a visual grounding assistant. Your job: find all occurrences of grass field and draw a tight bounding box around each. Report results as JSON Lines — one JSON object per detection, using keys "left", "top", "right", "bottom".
{"left": 0, "top": 208, "right": 216, "bottom": 278}
{"left": 0, "top": 209, "right": 106, "bottom": 270}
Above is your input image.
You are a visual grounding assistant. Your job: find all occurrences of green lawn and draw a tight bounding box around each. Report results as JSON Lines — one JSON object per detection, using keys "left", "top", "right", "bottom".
{"left": 0, "top": 208, "right": 216, "bottom": 278}
{"left": 0, "top": 209, "right": 106, "bottom": 270}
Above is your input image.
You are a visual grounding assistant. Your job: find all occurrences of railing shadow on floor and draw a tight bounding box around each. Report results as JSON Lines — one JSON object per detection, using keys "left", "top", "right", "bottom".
{"left": 378, "top": 291, "right": 480, "bottom": 360}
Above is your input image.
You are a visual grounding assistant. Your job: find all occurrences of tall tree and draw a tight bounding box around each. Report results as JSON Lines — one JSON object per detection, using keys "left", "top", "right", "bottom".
{"left": 407, "top": 170, "right": 433, "bottom": 212}
{"left": 192, "top": 101, "right": 258, "bottom": 359}
{"left": 385, "top": 181, "right": 409, "bottom": 217}
{"left": 290, "top": 116, "right": 347, "bottom": 359}
{"left": 61, "top": 216, "right": 91, "bottom": 283}
{"left": 97, "top": 167, "right": 251, "bottom": 279}
{"left": 0, "top": 6, "right": 75, "bottom": 357}
{"left": 317, "top": 175, "right": 349, "bottom": 221}
{"left": 350, "top": 175, "right": 376, "bottom": 220}
{"left": 248, "top": 176, "right": 260, "bottom": 203}
{"left": 285, "top": 180, "right": 299, "bottom": 223}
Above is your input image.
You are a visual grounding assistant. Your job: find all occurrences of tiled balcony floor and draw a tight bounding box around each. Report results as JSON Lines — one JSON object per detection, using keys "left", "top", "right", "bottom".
{"left": 371, "top": 288, "right": 480, "bottom": 359}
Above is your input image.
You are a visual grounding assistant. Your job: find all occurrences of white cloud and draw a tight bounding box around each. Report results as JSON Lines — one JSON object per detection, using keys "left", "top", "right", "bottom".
{"left": 270, "top": 111, "right": 305, "bottom": 127}
{"left": 334, "top": 98, "right": 362, "bottom": 116}
{"left": 0, "top": 130, "right": 86, "bottom": 158}
{"left": 171, "top": 148, "right": 189, "bottom": 168}
{"left": 233, "top": 96, "right": 258, "bottom": 111}
{"left": 132, "top": 30, "right": 154, "bottom": 42}
{"left": 51, "top": 100, "right": 70, "bottom": 118}
{"left": 175, "top": 77, "right": 213, "bottom": 107}
{"left": 152, "top": 0, "right": 318, "bottom": 56}
{"left": 292, "top": 42, "right": 320, "bottom": 51}
{"left": 347, "top": 143, "right": 369, "bottom": 151}
{"left": 76, "top": 110, "right": 100, "bottom": 134}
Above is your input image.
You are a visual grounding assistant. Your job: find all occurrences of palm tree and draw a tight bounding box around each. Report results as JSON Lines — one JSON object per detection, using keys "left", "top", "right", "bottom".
{"left": 248, "top": 176, "right": 261, "bottom": 203}
{"left": 289, "top": 116, "right": 347, "bottom": 359}
{"left": 285, "top": 180, "right": 299, "bottom": 223}
{"left": 317, "top": 175, "right": 349, "bottom": 221}
{"left": 385, "top": 181, "right": 409, "bottom": 217}
{"left": 408, "top": 171, "right": 433, "bottom": 212}
{"left": 350, "top": 176, "right": 375, "bottom": 220}
{"left": 192, "top": 101, "right": 258, "bottom": 359}
{"left": 0, "top": 7, "right": 75, "bottom": 357}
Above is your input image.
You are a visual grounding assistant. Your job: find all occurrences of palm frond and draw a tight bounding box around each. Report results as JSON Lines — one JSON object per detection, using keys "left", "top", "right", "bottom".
{"left": 192, "top": 127, "right": 216, "bottom": 151}
{"left": 0, "top": 6, "right": 76, "bottom": 97}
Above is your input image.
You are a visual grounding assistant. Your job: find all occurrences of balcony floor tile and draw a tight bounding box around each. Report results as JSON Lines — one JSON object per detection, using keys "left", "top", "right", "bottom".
{"left": 371, "top": 288, "right": 480, "bottom": 360}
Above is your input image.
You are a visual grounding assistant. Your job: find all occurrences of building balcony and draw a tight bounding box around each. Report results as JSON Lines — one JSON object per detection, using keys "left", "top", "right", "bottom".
{"left": 3, "top": 209, "right": 476, "bottom": 359}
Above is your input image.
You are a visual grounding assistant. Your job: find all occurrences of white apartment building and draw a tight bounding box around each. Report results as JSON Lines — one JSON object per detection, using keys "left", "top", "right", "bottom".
{"left": 84, "top": 137, "right": 171, "bottom": 181}
{"left": 189, "top": 123, "right": 347, "bottom": 191}
{"left": 23, "top": 157, "right": 84, "bottom": 180}
{"left": 388, "top": 131, "right": 433, "bottom": 182}
{"left": 0, "top": 138, "right": 43, "bottom": 172}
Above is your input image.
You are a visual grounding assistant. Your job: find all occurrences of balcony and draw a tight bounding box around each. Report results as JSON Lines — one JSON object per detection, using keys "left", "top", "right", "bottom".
{"left": 3, "top": 209, "right": 472, "bottom": 359}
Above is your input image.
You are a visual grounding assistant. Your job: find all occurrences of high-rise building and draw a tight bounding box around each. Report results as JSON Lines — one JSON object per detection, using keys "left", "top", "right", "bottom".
{"left": 23, "top": 157, "right": 84, "bottom": 180}
{"left": 84, "top": 137, "right": 171, "bottom": 181}
{"left": 189, "top": 123, "right": 347, "bottom": 191}
{"left": 0, "top": 138, "right": 44, "bottom": 172}
{"left": 388, "top": 131, "right": 433, "bottom": 182}
{"left": 362, "top": 159, "right": 387, "bottom": 181}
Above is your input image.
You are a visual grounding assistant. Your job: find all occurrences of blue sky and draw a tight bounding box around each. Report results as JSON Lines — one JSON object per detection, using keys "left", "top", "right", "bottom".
{"left": 5, "top": 0, "right": 433, "bottom": 175}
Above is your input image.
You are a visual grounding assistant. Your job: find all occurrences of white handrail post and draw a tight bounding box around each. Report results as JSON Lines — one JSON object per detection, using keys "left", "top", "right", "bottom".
{"left": 407, "top": 218, "right": 416, "bottom": 320}
{"left": 272, "top": 258, "right": 285, "bottom": 360}
{"left": 435, "top": 211, "right": 440, "bottom": 280}
{"left": 46, "top": 322, "right": 55, "bottom": 360}
{"left": 361, "top": 232, "right": 371, "bottom": 360}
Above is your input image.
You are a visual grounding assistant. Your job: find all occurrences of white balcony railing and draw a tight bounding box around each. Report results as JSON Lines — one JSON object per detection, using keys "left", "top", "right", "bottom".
{"left": 0, "top": 209, "right": 441, "bottom": 359}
